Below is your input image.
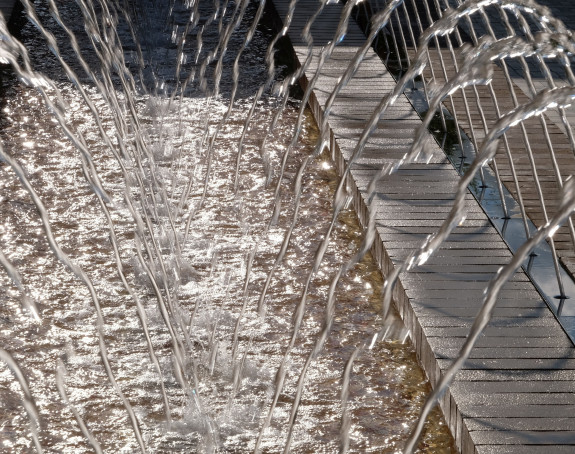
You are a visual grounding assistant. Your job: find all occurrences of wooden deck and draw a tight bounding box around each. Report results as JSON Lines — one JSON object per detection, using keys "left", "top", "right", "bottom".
{"left": 415, "top": 46, "right": 575, "bottom": 275}
{"left": 269, "top": 0, "right": 575, "bottom": 452}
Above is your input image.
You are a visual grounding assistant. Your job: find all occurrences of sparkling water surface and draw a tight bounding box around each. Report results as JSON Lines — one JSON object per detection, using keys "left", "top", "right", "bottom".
{"left": 0, "top": 0, "right": 455, "bottom": 452}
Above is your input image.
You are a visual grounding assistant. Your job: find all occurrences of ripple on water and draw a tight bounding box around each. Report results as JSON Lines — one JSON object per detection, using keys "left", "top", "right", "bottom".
{"left": 0, "top": 0, "right": 455, "bottom": 452}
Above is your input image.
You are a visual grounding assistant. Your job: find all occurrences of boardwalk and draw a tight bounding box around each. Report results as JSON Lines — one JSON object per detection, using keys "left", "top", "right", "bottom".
{"left": 416, "top": 47, "right": 575, "bottom": 275}
{"left": 269, "top": 0, "right": 575, "bottom": 452}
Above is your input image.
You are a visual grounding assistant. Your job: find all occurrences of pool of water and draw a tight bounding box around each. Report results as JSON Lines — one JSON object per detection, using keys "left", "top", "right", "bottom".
{"left": 0, "top": 0, "right": 455, "bottom": 452}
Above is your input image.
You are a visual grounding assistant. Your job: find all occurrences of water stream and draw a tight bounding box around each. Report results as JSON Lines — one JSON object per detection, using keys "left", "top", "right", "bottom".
{"left": 0, "top": 0, "right": 455, "bottom": 451}
{"left": 1, "top": 0, "right": 575, "bottom": 452}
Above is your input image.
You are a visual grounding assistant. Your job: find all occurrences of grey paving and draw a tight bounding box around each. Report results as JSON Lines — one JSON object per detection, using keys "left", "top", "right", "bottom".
{"left": 269, "top": 0, "right": 575, "bottom": 452}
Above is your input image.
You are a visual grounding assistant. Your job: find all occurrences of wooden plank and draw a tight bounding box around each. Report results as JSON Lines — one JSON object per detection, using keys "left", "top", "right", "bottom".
{"left": 423, "top": 47, "right": 575, "bottom": 278}
{"left": 270, "top": 0, "right": 575, "bottom": 452}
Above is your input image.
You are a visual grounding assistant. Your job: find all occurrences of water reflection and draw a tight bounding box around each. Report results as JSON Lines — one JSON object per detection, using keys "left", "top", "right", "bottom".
{"left": 0, "top": 0, "right": 454, "bottom": 452}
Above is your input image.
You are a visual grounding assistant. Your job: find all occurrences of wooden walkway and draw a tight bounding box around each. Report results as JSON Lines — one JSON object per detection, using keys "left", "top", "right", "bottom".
{"left": 415, "top": 47, "right": 575, "bottom": 275}
{"left": 269, "top": 0, "right": 575, "bottom": 452}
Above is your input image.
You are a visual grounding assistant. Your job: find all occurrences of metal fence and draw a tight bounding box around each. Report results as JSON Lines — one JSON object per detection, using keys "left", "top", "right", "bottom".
{"left": 351, "top": 0, "right": 575, "bottom": 338}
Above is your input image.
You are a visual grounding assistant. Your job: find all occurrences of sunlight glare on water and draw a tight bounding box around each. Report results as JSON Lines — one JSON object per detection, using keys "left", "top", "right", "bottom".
{"left": 0, "top": 0, "right": 454, "bottom": 452}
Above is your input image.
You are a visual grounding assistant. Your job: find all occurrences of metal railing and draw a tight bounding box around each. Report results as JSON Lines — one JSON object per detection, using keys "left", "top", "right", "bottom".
{"left": 351, "top": 0, "right": 575, "bottom": 339}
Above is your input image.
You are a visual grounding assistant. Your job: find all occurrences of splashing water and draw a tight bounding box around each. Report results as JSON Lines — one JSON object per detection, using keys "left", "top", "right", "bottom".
{"left": 0, "top": 0, "right": 574, "bottom": 452}
{"left": 0, "top": 0, "right": 456, "bottom": 452}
